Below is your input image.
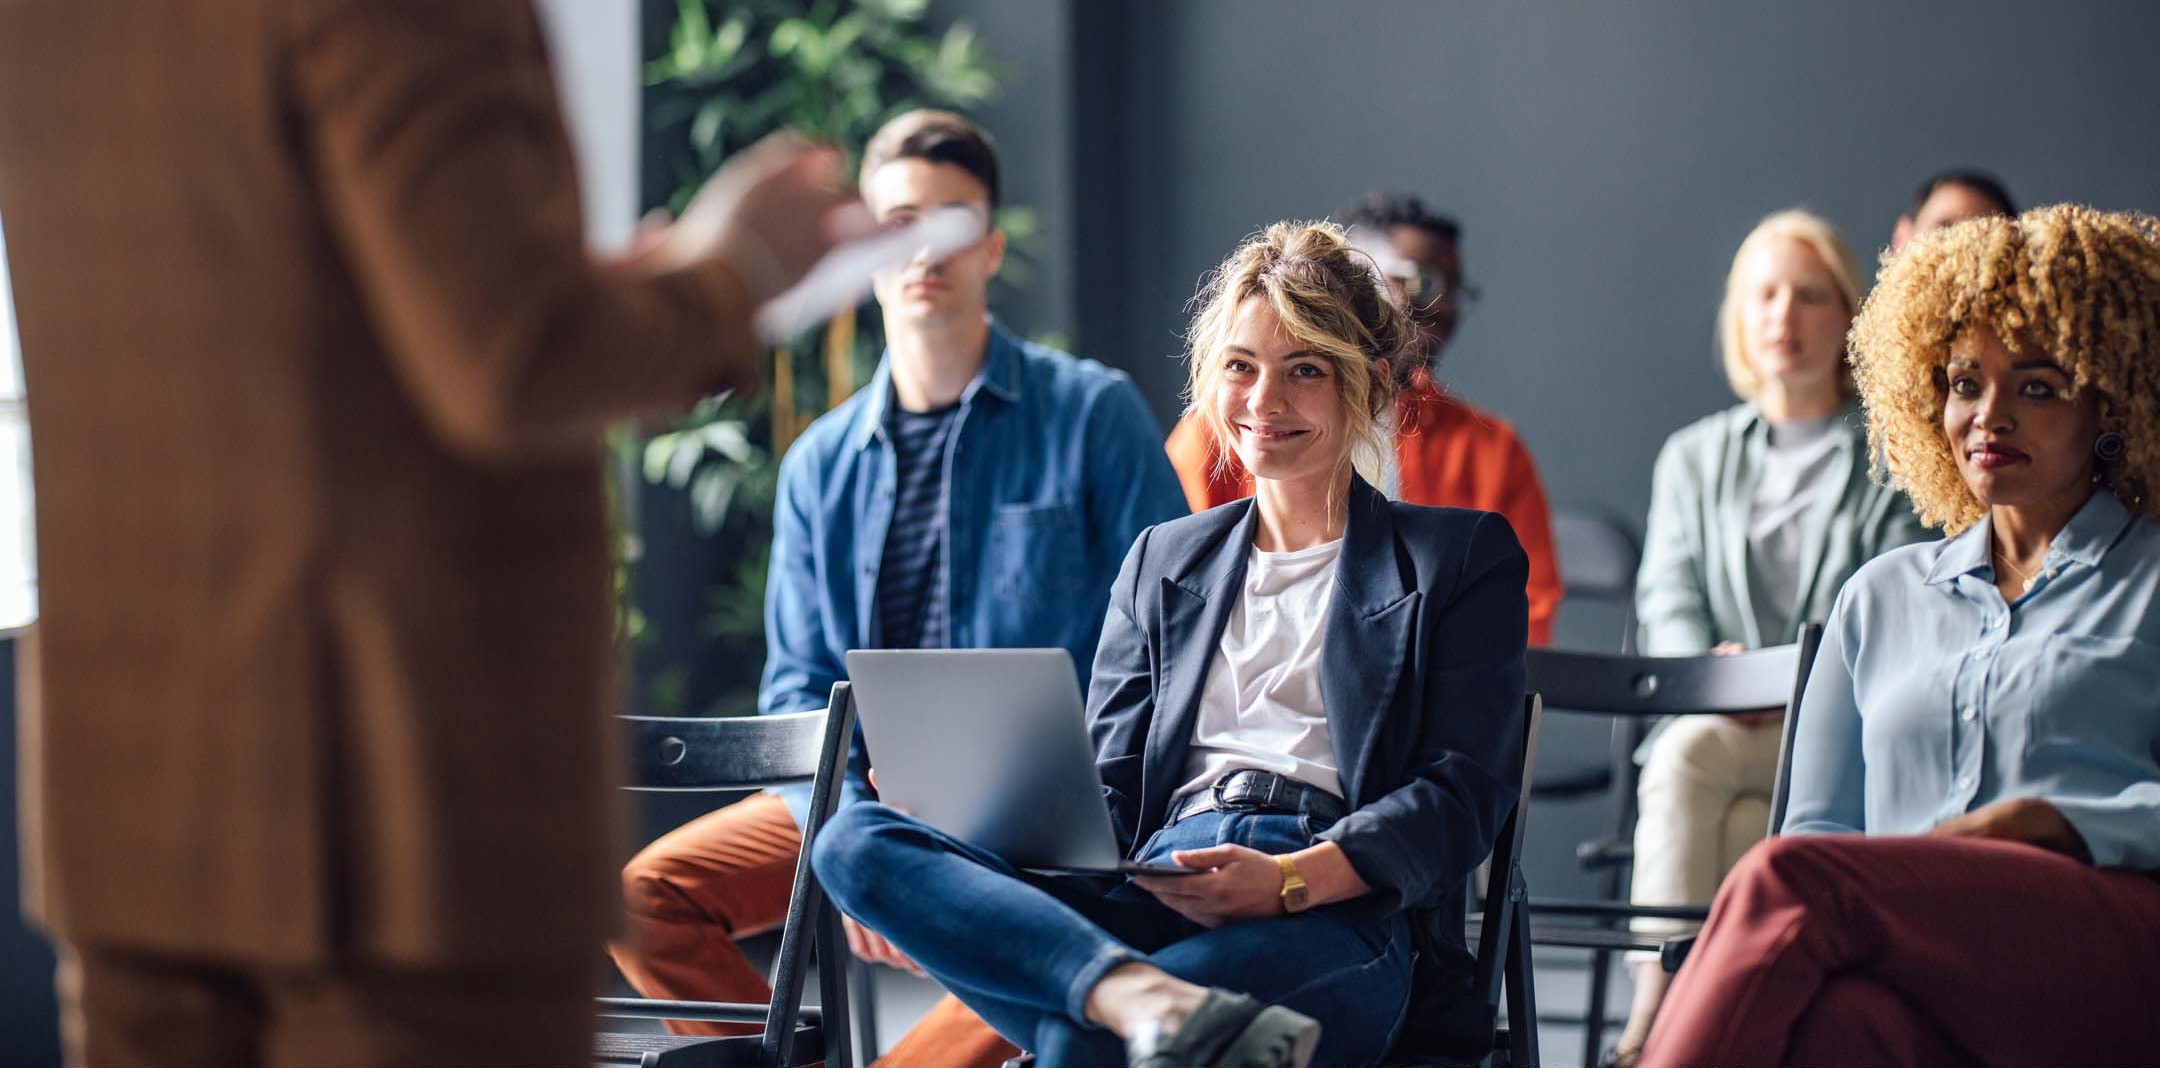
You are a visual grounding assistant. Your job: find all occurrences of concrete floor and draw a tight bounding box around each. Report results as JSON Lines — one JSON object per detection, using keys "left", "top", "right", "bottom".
{"left": 831, "top": 945, "right": 1634, "bottom": 1067}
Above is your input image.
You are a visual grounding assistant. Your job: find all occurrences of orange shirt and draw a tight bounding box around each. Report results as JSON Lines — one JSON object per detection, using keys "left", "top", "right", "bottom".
{"left": 1165, "top": 376, "right": 1562, "bottom": 644}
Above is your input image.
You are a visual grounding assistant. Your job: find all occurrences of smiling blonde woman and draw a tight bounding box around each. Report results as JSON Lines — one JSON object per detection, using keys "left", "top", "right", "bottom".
{"left": 812, "top": 222, "right": 1531, "bottom": 1067}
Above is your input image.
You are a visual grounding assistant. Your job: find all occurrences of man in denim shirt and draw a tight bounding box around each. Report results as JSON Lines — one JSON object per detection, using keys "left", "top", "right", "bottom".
{"left": 612, "top": 110, "right": 1186, "bottom": 1066}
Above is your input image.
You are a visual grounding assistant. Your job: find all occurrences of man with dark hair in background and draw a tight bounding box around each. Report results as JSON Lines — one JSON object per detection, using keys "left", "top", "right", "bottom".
{"left": 1165, "top": 191, "right": 1562, "bottom": 644}
{"left": 0, "top": 1, "right": 861, "bottom": 1063}
{"left": 611, "top": 108, "right": 1186, "bottom": 1068}
{"left": 1891, "top": 168, "right": 2016, "bottom": 251}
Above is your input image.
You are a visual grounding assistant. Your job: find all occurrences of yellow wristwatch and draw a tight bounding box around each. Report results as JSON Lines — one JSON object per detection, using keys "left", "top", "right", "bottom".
{"left": 1276, "top": 854, "right": 1311, "bottom": 914}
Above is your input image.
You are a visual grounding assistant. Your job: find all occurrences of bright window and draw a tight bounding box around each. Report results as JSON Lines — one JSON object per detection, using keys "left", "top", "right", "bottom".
{"left": 0, "top": 216, "right": 37, "bottom": 630}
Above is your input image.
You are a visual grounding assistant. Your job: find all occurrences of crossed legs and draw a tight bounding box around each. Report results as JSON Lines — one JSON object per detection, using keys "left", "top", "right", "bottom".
{"left": 1642, "top": 834, "right": 2160, "bottom": 1067}
{"left": 811, "top": 803, "right": 1413, "bottom": 1067}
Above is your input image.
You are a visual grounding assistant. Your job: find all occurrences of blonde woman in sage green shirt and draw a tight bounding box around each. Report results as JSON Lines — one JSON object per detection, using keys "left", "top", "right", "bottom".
{"left": 1608, "top": 211, "right": 1929, "bottom": 1067}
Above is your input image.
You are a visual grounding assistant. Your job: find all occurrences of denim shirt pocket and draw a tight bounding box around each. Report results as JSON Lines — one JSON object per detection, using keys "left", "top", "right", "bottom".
{"left": 2031, "top": 634, "right": 2160, "bottom": 759}
{"left": 988, "top": 500, "right": 1090, "bottom": 600}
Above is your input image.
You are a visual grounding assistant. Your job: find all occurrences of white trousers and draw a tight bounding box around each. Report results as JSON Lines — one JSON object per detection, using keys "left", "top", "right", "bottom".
{"left": 1627, "top": 713, "right": 1784, "bottom": 945}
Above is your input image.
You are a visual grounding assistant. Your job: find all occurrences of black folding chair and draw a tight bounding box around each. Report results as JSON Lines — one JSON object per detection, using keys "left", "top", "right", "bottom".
{"left": 594, "top": 683, "right": 859, "bottom": 1068}
{"left": 1521, "top": 625, "right": 1821, "bottom": 1068}
{"left": 1548, "top": 503, "right": 1643, "bottom": 655}
{"left": 1765, "top": 663, "right": 1812, "bottom": 837}
{"left": 1530, "top": 504, "right": 1643, "bottom": 806}
{"left": 1425, "top": 692, "right": 1543, "bottom": 1068}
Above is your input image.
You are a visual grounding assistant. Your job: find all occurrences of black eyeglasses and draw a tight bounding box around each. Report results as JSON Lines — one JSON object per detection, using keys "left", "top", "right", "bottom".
{"left": 1401, "top": 271, "right": 1481, "bottom": 308}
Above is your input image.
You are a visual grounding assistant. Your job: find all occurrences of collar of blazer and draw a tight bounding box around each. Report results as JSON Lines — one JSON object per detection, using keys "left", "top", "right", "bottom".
{"left": 1144, "top": 475, "right": 1421, "bottom": 813}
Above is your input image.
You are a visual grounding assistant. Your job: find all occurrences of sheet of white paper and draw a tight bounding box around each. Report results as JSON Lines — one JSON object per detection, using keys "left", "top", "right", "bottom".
{"left": 754, "top": 206, "right": 985, "bottom": 342}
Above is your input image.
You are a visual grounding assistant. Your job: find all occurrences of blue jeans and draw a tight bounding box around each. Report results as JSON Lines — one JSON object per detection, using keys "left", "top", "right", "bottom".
{"left": 812, "top": 803, "right": 1414, "bottom": 1067}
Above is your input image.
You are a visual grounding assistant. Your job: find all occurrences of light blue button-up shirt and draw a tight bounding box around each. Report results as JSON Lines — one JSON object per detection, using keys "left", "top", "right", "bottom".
{"left": 1785, "top": 489, "right": 2160, "bottom": 870}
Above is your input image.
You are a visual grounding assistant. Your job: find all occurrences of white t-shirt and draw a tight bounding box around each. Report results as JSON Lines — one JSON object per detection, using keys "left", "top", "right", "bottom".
{"left": 1174, "top": 537, "right": 1344, "bottom": 802}
{"left": 1746, "top": 417, "right": 1840, "bottom": 644}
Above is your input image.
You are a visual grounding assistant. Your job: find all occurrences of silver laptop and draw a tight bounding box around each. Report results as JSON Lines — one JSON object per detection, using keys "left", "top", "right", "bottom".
{"left": 843, "top": 648, "right": 1195, "bottom": 877}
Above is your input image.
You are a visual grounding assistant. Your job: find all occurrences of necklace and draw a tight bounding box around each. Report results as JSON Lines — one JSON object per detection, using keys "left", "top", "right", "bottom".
{"left": 1993, "top": 547, "right": 2041, "bottom": 595}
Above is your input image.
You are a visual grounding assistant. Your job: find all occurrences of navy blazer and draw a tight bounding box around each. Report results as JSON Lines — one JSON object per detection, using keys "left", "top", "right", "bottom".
{"left": 1086, "top": 475, "right": 1529, "bottom": 943}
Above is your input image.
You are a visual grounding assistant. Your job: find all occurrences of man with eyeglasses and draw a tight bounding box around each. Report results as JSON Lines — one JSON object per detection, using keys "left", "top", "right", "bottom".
{"left": 1165, "top": 191, "right": 1561, "bottom": 643}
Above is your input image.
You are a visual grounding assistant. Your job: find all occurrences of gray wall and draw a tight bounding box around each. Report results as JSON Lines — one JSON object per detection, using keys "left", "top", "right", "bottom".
{"left": 1082, "top": 0, "right": 2160, "bottom": 522}
{"left": 922, "top": 0, "right": 1080, "bottom": 342}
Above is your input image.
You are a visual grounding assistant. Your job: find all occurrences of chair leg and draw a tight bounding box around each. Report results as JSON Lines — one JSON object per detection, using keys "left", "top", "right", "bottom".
{"left": 1583, "top": 716, "right": 1644, "bottom": 1068}
{"left": 816, "top": 901, "right": 857, "bottom": 1068}
{"left": 850, "top": 955, "right": 881, "bottom": 1064}
{"left": 1581, "top": 857, "right": 1626, "bottom": 1067}
{"left": 1582, "top": 947, "right": 1611, "bottom": 1067}
{"left": 1506, "top": 870, "right": 1540, "bottom": 1068}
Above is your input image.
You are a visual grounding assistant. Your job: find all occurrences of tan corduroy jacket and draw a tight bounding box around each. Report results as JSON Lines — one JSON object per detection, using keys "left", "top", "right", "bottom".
{"left": 0, "top": 0, "right": 761, "bottom": 967}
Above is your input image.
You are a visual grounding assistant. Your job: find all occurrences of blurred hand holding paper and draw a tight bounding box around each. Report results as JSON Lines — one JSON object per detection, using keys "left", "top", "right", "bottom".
{"left": 755, "top": 205, "right": 985, "bottom": 342}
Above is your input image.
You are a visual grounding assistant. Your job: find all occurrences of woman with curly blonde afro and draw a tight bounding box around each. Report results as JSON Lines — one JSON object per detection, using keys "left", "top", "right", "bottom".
{"left": 1644, "top": 204, "right": 2160, "bottom": 1067}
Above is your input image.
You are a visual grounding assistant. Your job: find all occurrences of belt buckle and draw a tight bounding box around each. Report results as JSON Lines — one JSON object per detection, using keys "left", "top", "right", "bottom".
{"left": 1212, "top": 772, "right": 1261, "bottom": 812}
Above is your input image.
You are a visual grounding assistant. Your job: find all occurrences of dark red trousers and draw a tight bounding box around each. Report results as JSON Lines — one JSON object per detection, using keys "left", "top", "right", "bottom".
{"left": 1642, "top": 834, "right": 2160, "bottom": 1067}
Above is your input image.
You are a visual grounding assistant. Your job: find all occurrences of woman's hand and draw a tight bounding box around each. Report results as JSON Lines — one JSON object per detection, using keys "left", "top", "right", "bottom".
{"left": 1708, "top": 642, "right": 1780, "bottom": 726}
{"left": 1131, "top": 844, "right": 1285, "bottom": 928}
{"left": 845, "top": 768, "right": 924, "bottom": 971}
{"left": 1931, "top": 797, "right": 2092, "bottom": 861}
{"left": 842, "top": 915, "right": 926, "bottom": 976}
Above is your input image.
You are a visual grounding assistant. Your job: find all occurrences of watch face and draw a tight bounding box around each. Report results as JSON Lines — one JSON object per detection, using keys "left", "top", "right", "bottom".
{"left": 1283, "top": 886, "right": 1309, "bottom": 912}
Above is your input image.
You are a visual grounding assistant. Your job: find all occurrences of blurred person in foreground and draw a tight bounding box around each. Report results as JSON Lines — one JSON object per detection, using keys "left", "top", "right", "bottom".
{"left": 1163, "top": 192, "right": 1561, "bottom": 644}
{"left": 1645, "top": 204, "right": 2160, "bottom": 1067}
{"left": 0, "top": 1, "right": 862, "bottom": 1064}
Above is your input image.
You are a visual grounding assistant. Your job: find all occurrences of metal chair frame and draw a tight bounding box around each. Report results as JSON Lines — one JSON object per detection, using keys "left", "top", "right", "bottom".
{"left": 1522, "top": 626, "right": 1821, "bottom": 1067}
{"left": 1449, "top": 693, "right": 1545, "bottom": 1068}
{"left": 595, "top": 683, "right": 860, "bottom": 1068}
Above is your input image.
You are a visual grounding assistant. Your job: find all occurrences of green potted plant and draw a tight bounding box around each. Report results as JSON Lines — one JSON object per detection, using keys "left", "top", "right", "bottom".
{"left": 629, "top": 0, "right": 1011, "bottom": 714}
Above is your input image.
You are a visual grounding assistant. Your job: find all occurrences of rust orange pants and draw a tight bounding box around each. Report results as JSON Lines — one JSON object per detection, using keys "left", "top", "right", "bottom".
{"left": 610, "top": 793, "right": 1018, "bottom": 1067}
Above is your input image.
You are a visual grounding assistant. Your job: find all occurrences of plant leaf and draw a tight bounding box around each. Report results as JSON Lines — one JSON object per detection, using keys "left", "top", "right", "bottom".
{"left": 769, "top": 17, "right": 810, "bottom": 56}
{"left": 642, "top": 434, "right": 680, "bottom": 483}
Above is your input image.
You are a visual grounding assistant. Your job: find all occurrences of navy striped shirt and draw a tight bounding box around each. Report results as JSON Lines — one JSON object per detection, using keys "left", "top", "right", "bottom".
{"left": 876, "top": 403, "right": 961, "bottom": 649}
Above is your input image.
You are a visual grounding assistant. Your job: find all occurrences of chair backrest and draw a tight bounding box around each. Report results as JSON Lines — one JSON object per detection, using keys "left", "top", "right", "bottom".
{"left": 1550, "top": 503, "right": 1641, "bottom": 603}
{"left": 1551, "top": 503, "right": 1643, "bottom": 653}
{"left": 611, "top": 685, "right": 860, "bottom": 1068}
{"left": 622, "top": 709, "right": 831, "bottom": 791}
{"left": 1764, "top": 623, "right": 1825, "bottom": 837}
{"left": 1468, "top": 693, "right": 1542, "bottom": 1068}
{"left": 1526, "top": 641, "right": 1807, "bottom": 720}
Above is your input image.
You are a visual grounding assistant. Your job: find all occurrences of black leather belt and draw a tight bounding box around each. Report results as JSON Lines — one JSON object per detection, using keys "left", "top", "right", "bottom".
{"left": 1168, "top": 769, "right": 1347, "bottom": 828}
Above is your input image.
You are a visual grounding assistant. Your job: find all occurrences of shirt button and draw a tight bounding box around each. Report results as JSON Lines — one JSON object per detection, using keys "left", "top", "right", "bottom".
{"left": 1991, "top": 617, "right": 2006, "bottom": 629}
{"left": 2044, "top": 569, "right": 2059, "bottom": 580}
{"left": 1958, "top": 776, "right": 1975, "bottom": 790}
{"left": 1961, "top": 707, "right": 1978, "bottom": 722}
